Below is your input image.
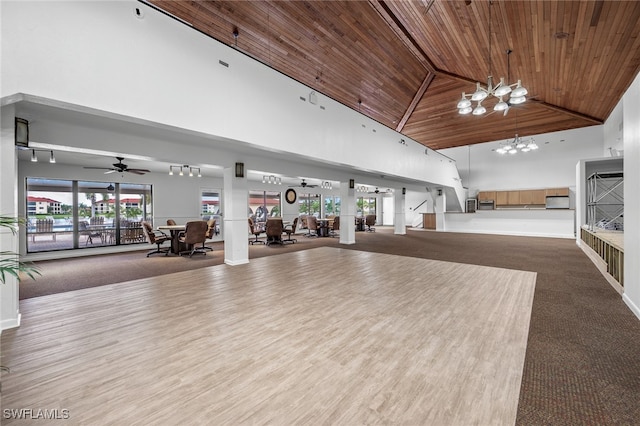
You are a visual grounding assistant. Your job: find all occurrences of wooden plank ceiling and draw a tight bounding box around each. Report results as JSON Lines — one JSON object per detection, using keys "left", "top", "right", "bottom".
{"left": 147, "top": 0, "right": 640, "bottom": 151}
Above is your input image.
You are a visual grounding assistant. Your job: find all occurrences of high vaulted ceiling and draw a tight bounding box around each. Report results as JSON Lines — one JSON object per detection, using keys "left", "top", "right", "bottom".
{"left": 146, "top": 0, "right": 640, "bottom": 151}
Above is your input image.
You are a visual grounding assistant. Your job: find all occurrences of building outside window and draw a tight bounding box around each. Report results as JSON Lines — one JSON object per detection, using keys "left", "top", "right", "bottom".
{"left": 26, "top": 178, "right": 152, "bottom": 253}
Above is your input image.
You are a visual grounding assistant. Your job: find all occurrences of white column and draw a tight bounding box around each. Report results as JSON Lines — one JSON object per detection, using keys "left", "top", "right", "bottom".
{"left": 435, "top": 189, "right": 446, "bottom": 231}
{"left": 623, "top": 72, "right": 640, "bottom": 320}
{"left": 1, "top": 105, "right": 21, "bottom": 330}
{"left": 394, "top": 188, "right": 406, "bottom": 234}
{"left": 339, "top": 180, "right": 356, "bottom": 244}
{"left": 223, "top": 162, "right": 249, "bottom": 266}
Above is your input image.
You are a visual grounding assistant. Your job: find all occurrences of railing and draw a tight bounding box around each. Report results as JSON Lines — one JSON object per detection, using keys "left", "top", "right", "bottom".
{"left": 580, "top": 227, "right": 624, "bottom": 287}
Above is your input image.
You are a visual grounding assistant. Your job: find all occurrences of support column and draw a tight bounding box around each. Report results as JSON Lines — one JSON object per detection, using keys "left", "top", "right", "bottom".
{"left": 394, "top": 188, "right": 406, "bottom": 235}
{"left": 223, "top": 162, "right": 249, "bottom": 265}
{"left": 339, "top": 180, "right": 356, "bottom": 244}
{"left": 1, "top": 105, "right": 21, "bottom": 330}
{"left": 435, "top": 189, "right": 446, "bottom": 232}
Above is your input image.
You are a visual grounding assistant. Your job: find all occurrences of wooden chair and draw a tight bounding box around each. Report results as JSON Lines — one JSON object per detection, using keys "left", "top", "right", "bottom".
{"left": 141, "top": 220, "right": 170, "bottom": 257}
{"left": 248, "top": 217, "right": 265, "bottom": 245}
{"left": 265, "top": 218, "right": 284, "bottom": 246}
{"left": 179, "top": 220, "right": 208, "bottom": 257}
{"left": 365, "top": 214, "right": 376, "bottom": 232}
{"left": 282, "top": 217, "right": 298, "bottom": 244}
{"left": 166, "top": 219, "right": 177, "bottom": 226}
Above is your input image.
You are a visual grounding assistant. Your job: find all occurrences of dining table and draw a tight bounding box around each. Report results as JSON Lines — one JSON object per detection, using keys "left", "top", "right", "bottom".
{"left": 157, "top": 224, "right": 186, "bottom": 254}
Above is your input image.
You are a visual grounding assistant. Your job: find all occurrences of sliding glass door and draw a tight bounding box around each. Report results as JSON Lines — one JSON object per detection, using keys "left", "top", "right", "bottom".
{"left": 26, "top": 178, "right": 152, "bottom": 253}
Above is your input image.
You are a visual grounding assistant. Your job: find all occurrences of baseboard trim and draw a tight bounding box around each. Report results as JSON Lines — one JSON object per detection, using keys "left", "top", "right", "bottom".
{"left": 623, "top": 293, "right": 640, "bottom": 321}
{"left": 1, "top": 312, "right": 21, "bottom": 331}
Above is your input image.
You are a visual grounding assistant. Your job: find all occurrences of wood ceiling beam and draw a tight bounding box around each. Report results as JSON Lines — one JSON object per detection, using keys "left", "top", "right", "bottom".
{"left": 368, "top": 0, "right": 437, "bottom": 74}
{"left": 396, "top": 72, "right": 435, "bottom": 132}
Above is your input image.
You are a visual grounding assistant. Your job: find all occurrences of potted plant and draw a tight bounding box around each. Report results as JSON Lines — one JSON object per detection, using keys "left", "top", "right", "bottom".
{"left": 0, "top": 215, "right": 40, "bottom": 284}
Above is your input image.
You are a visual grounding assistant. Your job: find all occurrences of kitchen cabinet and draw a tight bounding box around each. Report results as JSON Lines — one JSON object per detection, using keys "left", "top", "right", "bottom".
{"left": 496, "top": 191, "right": 508, "bottom": 205}
{"left": 519, "top": 189, "right": 546, "bottom": 205}
{"left": 546, "top": 187, "right": 570, "bottom": 196}
{"left": 477, "top": 191, "right": 496, "bottom": 201}
{"left": 507, "top": 191, "right": 520, "bottom": 205}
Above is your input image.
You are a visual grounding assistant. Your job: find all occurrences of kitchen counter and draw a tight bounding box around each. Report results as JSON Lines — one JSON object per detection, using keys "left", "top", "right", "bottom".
{"left": 443, "top": 209, "right": 575, "bottom": 238}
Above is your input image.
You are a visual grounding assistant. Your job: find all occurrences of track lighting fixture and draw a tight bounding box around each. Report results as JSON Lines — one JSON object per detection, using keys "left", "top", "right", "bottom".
{"left": 262, "top": 175, "right": 281, "bottom": 185}
{"left": 169, "top": 165, "right": 202, "bottom": 177}
{"left": 28, "top": 148, "right": 57, "bottom": 164}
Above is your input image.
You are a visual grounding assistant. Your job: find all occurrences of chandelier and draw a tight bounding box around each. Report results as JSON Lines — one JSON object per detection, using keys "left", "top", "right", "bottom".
{"left": 456, "top": 1, "right": 528, "bottom": 116}
{"left": 495, "top": 134, "right": 538, "bottom": 155}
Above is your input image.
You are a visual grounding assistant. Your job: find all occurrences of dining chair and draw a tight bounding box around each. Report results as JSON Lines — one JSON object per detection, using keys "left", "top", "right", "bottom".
{"left": 265, "top": 218, "right": 284, "bottom": 246}
{"left": 178, "top": 220, "right": 208, "bottom": 257}
{"left": 141, "top": 220, "right": 170, "bottom": 257}
{"left": 248, "top": 217, "right": 265, "bottom": 245}
{"left": 200, "top": 218, "right": 216, "bottom": 251}
{"left": 282, "top": 217, "right": 298, "bottom": 244}
{"left": 330, "top": 216, "right": 340, "bottom": 237}
{"left": 365, "top": 214, "right": 376, "bottom": 232}
{"left": 306, "top": 215, "right": 318, "bottom": 237}
{"left": 166, "top": 219, "right": 177, "bottom": 226}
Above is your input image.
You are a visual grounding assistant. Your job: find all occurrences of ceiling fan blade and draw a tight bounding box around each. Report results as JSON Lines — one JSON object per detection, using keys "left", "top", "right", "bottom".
{"left": 83, "top": 166, "right": 113, "bottom": 170}
{"left": 104, "top": 170, "right": 117, "bottom": 174}
{"left": 126, "top": 169, "right": 148, "bottom": 175}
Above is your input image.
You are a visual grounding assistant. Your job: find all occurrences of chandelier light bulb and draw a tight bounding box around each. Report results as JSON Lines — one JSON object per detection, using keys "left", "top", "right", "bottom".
{"left": 493, "top": 97, "right": 509, "bottom": 111}
{"left": 457, "top": 94, "right": 472, "bottom": 109}
{"left": 458, "top": 106, "right": 472, "bottom": 115}
{"left": 511, "top": 81, "right": 528, "bottom": 97}
{"left": 471, "top": 83, "right": 488, "bottom": 101}
{"left": 472, "top": 103, "right": 486, "bottom": 115}
{"left": 493, "top": 77, "right": 512, "bottom": 97}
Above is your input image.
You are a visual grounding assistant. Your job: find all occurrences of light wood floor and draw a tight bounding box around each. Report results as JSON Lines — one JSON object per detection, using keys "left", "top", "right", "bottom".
{"left": 1, "top": 247, "right": 536, "bottom": 425}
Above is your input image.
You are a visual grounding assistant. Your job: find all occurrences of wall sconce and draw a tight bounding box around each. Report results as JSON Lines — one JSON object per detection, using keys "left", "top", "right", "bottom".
{"left": 262, "top": 175, "right": 281, "bottom": 185}
{"left": 15, "top": 117, "right": 29, "bottom": 147}
{"left": 349, "top": 179, "right": 355, "bottom": 189}
{"left": 402, "top": 187, "right": 406, "bottom": 195}
{"left": 437, "top": 189, "right": 443, "bottom": 196}
{"left": 29, "top": 148, "right": 56, "bottom": 164}
{"left": 235, "top": 162, "right": 244, "bottom": 178}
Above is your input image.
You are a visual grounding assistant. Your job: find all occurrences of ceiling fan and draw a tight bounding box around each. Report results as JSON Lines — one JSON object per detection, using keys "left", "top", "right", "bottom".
{"left": 289, "top": 178, "right": 318, "bottom": 188}
{"left": 368, "top": 187, "right": 381, "bottom": 194}
{"left": 84, "top": 156, "right": 150, "bottom": 175}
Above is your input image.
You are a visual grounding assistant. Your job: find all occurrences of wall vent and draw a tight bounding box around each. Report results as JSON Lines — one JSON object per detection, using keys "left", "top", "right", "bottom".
{"left": 218, "top": 60, "right": 229, "bottom": 67}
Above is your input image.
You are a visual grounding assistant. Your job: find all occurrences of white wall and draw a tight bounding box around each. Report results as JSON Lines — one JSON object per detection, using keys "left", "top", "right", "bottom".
{"left": 0, "top": 0, "right": 464, "bottom": 207}
{"left": 623, "top": 72, "right": 640, "bottom": 319}
{"left": 439, "top": 126, "right": 604, "bottom": 196}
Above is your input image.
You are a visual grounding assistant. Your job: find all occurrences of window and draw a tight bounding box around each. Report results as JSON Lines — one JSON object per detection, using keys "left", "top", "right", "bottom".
{"left": 26, "top": 178, "right": 152, "bottom": 253}
{"left": 249, "top": 190, "right": 281, "bottom": 223}
{"left": 298, "top": 193, "right": 320, "bottom": 217}
{"left": 324, "top": 196, "right": 341, "bottom": 217}
{"left": 357, "top": 196, "right": 376, "bottom": 217}
{"left": 201, "top": 189, "right": 222, "bottom": 239}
